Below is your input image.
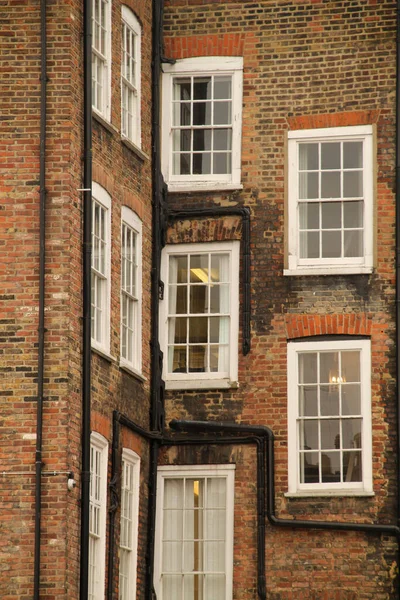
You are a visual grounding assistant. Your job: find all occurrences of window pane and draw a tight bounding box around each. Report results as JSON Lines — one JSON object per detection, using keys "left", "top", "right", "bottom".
{"left": 321, "top": 452, "right": 340, "bottom": 483}
{"left": 321, "top": 142, "right": 340, "bottom": 170}
{"left": 300, "top": 230, "right": 319, "bottom": 259}
{"left": 343, "top": 141, "right": 363, "bottom": 168}
{"left": 171, "top": 317, "right": 187, "bottom": 343}
{"left": 173, "top": 129, "right": 191, "bottom": 152}
{"left": 299, "top": 203, "right": 319, "bottom": 229}
{"left": 190, "top": 255, "right": 209, "bottom": 282}
{"left": 213, "top": 129, "right": 231, "bottom": 151}
{"left": 342, "top": 419, "right": 362, "bottom": 449}
{"left": 164, "top": 479, "right": 184, "bottom": 508}
{"left": 341, "top": 351, "right": 360, "bottom": 382}
{"left": 321, "top": 419, "right": 340, "bottom": 450}
{"left": 189, "top": 317, "right": 207, "bottom": 343}
{"left": 299, "top": 172, "right": 318, "bottom": 199}
{"left": 193, "top": 129, "right": 211, "bottom": 151}
{"left": 169, "top": 286, "right": 187, "bottom": 314}
{"left": 169, "top": 346, "right": 187, "bottom": 373}
{"left": 193, "top": 152, "right": 211, "bottom": 174}
{"left": 322, "top": 230, "right": 341, "bottom": 258}
{"left": 193, "top": 102, "right": 211, "bottom": 126}
{"left": 204, "top": 541, "right": 225, "bottom": 571}
{"left": 320, "top": 352, "right": 338, "bottom": 383}
{"left": 320, "top": 385, "right": 339, "bottom": 416}
{"left": 343, "top": 451, "right": 362, "bottom": 482}
{"left": 169, "top": 255, "right": 188, "bottom": 283}
{"left": 299, "top": 143, "right": 318, "bottom": 170}
{"left": 299, "top": 385, "right": 318, "bottom": 416}
{"left": 342, "top": 384, "right": 361, "bottom": 415}
{"left": 189, "top": 346, "right": 206, "bottom": 372}
{"left": 300, "top": 452, "right": 319, "bottom": 484}
{"left": 321, "top": 171, "right": 340, "bottom": 198}
{"left": 344, "top": 230, "right": 363, "bottom": 257}
{"left": 300, "top": 420, "right": 318, "bottom": 450}
{"left": 190, "top": 286, "right": 207, "bottom": 313}
{"left": 163, "top": 575, "right": 182, "bottom": 597}
{"left": 321, "top": 202, "right": 341, "bottom": 229}
{"left": 214, "top": 76, "right": 232, "bottom": 99}
{"left": 298, "top": 353, "right": 317, "bottom": 383}
{"left": 193, "top": 77, "right": 212, "bottom": 99}
{"left": 344, "top": 171, "right": 362, "bottom": 198}
{"left": 344, "top": 201, "right": 363, "bottom": 228}
{"left": 174, "top": 102, "right": 191, "bottom": 127}
{"left": 213, "top": 101, "right": 231, "bottom": 125}
{"left": 213, "top": 152, "right": 231, "bottom": 175}
{"left": 174, "top": 78, "right": 191, "bottom": 101}
{"left": 205, "top": 574, "right": 225, "bottom": 600}
{"left": 210, "top": 254, "right": 229, "bottom": 282}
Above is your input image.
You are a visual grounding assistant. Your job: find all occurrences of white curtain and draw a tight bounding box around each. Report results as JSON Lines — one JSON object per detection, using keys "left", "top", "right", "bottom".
{"left": 218, "top": 254, "right": 230, "bottom": 372}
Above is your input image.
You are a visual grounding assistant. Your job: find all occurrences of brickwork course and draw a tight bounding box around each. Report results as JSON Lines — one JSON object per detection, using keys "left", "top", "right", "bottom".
{"left": 1, "top": 0, "right": 399, "bottom": 599}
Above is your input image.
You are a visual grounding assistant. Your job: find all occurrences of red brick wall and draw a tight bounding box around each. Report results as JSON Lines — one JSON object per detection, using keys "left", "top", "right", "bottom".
{"left": 162, "top": 0, "right": 398, "bottom": 597}
{"left": 1, "top": 0, "right": 153, "bottom": 597}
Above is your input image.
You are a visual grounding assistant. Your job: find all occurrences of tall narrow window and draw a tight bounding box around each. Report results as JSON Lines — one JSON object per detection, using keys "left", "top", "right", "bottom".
{"left": 119, "top": 450, "right": 140, "bottom": 600}
{"left": 287, "top": 339, "right": 372, "bottom": 495}
{"left": 154, "top": 465, "right": 234, "bottom": 600}
{"left": 121, "top": 7, "right": 141, "bottom": 146}
{"left": 120, "top": 207, "right": 142, "bottom": 373}
{"left": 91, "top": 183, "right": 111, "bottom": 354}
{"left": 160, "top": 242, "right": 239, "bottom": 390}
{"left": 89, "top": 433, "right": 108, "bottom": 600}
{"left": 92, "top": 0, "right": 111, "bottom": 119}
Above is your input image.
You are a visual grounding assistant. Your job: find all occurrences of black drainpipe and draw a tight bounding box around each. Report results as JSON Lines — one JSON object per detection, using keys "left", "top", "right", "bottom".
{"left": 396, "top": 0, "right": 400, "bottom": 537}
{"left": 33, "top": 0, "right": 47, "bottom": 597}
{"left": 79, "top": 0, "right": 92, "bottom": 597}
{"left": 170, "top": 420, "right": 400, "bottom": 594}
{"left": 167, "top": 206, "right": 251, "bottom": 355}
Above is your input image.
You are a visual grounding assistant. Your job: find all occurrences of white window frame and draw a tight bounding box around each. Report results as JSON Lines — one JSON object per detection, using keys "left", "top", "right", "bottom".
{"left": 121, "top": 7, "right": 141, "bottom": 146}
{"left": 162, "top": 57, "right": 243, "bottom": 192}
{"left": 89, "top": 432, "right": 108, "bottom": 600}
{"left": 120, "top": 207, "right": 142, "bottom": 374}
{"left": 285, "top": 125, "right": 374, "bottom": 276}
{"left": 160, "top": 241, "right": 240, "bottom": 390}
{"left": 119, "top": 449, "right": 140, "bottom": 600}
{"left": 154, "top": 465, "right": 235, "bottom": 600}
{"left": 91, "top": 182, "right": 111, "bottom": 356}
{"left": 92, "top": 0, "right": 112, "bottom": 120}
{"left": 287, "top": 339, "right": 373, "bottom": 497}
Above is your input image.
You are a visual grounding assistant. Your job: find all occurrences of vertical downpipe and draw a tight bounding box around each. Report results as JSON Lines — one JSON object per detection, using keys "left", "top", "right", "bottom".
{"left": 33, "top": 0, "right": 47, "bottom": 597}
{"left": 396, "top": 0, "right": 400, "bottom": 535}
{"left": 80, "top": 0, "right": 93, "bottom": 598}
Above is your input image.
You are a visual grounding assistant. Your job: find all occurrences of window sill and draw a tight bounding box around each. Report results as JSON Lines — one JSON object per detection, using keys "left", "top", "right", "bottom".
{"left": 285, "top": 490, "right": 375, "bottom": 498}
{"left": 166, "top": 182, "right": 243, "bottom": 193}
{"left": 165, "top": 378, "right": 239, "bottom": 391}
{"left": 91, "top": 345, "right": 117, "bottom": 364}
{"left": 92, "top": 110, "right": 118, "bottom": 135}
{"left": 119, "top": 362, "right": 147, "bottom": 382}
{"left": 121, "top": 137, "right": 149, "bottom": 161}
{"left": 284, "top": 266, "right": 374, "bottom": 277}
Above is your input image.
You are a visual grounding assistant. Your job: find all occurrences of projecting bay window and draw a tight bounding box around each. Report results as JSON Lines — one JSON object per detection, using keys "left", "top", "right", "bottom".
{"left": 89, "top": 433, "right": 108, "bottom": 600}
{"left": 162, "top": 57, "right": 243, "bottom": 191}
{"left": 160, "top": 242, "right": 239, "bottom": 390}
{"left": 154, "top": 465, "right": 234, "bottom": 600}
{"left": 287, "top": 339, "right": 372, "bottom": 496}
{"left": 285, "top": 125, "right": 374, "bottom": 275}
{"left": 91, "top": 184, "right": 111, "bottom": 355}
{"left": 92, "top": 0, "right": 111, "bottom": 119}
{"left": 121, "top": 7, "right": 141, "bottom": 145}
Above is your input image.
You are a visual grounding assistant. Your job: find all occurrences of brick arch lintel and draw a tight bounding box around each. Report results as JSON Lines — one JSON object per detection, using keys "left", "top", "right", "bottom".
{"left": 287, "top": 110, "right": 380, "bottom": 131}
{"left": 285, "top": 313, "right": 372, "bottom": 340}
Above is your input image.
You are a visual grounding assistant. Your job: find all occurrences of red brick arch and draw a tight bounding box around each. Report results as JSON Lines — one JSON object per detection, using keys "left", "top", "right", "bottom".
{"left": 285, "top": 313, "right": 372, "bottom": 340}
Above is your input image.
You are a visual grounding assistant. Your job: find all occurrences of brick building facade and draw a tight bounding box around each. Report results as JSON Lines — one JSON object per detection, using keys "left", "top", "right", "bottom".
{"left": 1, "top": 0, "right": 400, "bottom": 599}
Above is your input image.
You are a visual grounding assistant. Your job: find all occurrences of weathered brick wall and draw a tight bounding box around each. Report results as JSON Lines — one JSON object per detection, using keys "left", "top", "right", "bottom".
{"left": 162, "top": 0, "right": 398, "bottom": 597}
{"left": 1, "top": 0, "right": 153, "bottom": 598}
